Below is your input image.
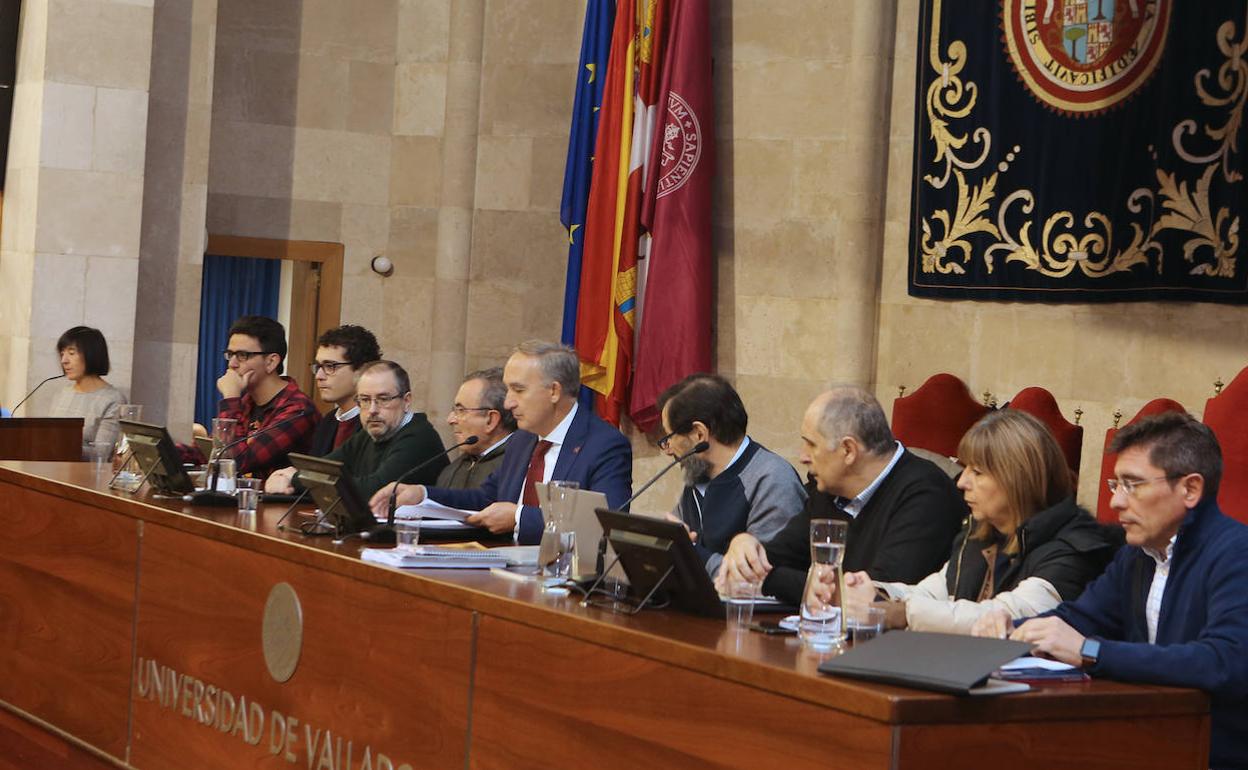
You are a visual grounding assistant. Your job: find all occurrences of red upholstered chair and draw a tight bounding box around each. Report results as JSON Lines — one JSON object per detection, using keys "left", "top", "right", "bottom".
{"left": 1203, "top": 367, "right": 1248, "bottom": 523}
{"left": 891, "top": 373, "right": 991, "bottom": 459}
{"left": 1007, "top": 386, "right": 1083, "bottom": 478}
{"left": 1095, "top": 398, "right": 1187, "bottom": 522}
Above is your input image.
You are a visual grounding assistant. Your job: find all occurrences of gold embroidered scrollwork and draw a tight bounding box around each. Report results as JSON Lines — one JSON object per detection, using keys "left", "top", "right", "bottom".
{"left": 919, "top": 2, "right": 1244, "bottom": 282}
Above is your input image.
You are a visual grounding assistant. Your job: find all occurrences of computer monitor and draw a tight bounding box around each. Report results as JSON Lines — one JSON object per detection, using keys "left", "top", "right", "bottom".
{"left": 287, "top": 453, "right": 375, "bottom": 535}
{"left": 118, "top": 420, "right": 194, "bottom": 495}
{"left": 593, "top": 509, "right": 723, "bottom": 617}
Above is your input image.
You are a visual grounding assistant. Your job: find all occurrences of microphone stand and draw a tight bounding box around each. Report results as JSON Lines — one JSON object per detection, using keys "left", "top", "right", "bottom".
{"left": 584, "top": 440, "right": 710, "bottom": 602}
{"left": 191, "top": 414, "right": 304, "bottom": 507}
{"left": 363, "top": 435, "right": 479, "bottom": 545}
{"left": 10, "top": 374, "right": 67, "bottom": 414}
{"left": 274, "top": 488, "right": 311, "bottom": 531}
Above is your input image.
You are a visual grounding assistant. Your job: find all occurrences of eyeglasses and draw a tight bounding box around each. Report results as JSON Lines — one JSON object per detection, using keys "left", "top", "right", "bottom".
{"left": 223, "top": 349, "right": 275, "bottom": 362}
{"left": 355, "top": 393, "right": 404, "bottom": 409}
{"left": 449, "top": 405, "right": 493, "bottom": 418}
{"left": 656, "top": 430, "right": 679, "bottom": 451}
{"left": 1106, "top": 475, "right": 1181, "bottom": 497}
{"left": 311, "top": 360, "right": 351, "bottom": 375}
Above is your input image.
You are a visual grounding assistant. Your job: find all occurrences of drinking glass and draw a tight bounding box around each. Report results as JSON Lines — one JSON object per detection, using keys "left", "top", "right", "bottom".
{"left": 723, "top": 577, "right": 760, "bottom": 628}
{"left": 212, "top": 457, "right": 236, "bottom": 493}
{"left": 799, "top": 519, "right": 848, "bottom": 650}
{"left": 538, "top": 480, "right": 579, "bottom": 582}
{"left": 84, "top": 440, "right": 115, "bottom": 474}
{"left": 395, "top": 520, "right": 421, "bottom": 552}
{"left": 847, "top": 606, "right": 886, "bottom": 645}
{"left": 236, "top": 477, "right": 261, "bottom": 516}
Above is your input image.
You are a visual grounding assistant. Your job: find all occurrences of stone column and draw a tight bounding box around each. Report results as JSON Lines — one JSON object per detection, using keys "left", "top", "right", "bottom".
{"left": 131, "top": 0, "right": 219, "bottom": 438}
{"left": 429, "top": 0, "right": 484, "bottom": 431}
{"left": 0, "top": 0, "right": 154, "bottom": 410}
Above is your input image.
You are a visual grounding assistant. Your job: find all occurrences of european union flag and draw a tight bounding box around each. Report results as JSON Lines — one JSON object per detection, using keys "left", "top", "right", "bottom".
{"left": 560, "top": 0, "right": 616, "bottom": 347}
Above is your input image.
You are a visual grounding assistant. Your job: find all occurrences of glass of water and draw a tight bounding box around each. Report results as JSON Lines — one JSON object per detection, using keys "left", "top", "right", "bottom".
{"left": 236, "top": 477, "right": 261, "bottom": 516}
{"left": 799, "top": 519, "right": 848, "bottom": 650}
{"left": 847, "top": 606, "right": 886, "bottom": 645}
{"left": 538, "top": 480, "right": 579, "bottom": 583}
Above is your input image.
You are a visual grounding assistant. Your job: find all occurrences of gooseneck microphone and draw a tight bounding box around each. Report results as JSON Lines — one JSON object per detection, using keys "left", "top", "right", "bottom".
{"left": 191, "top": 413, "right": 307, "bottom": 506}
{"left": 363, "top": 435, "right": 480, "bottom": 545}
{"left": 10, "top": 374, "right": 67, "bottom": 414}
{"left": 594, "top": 440, "right": 711, "bottom": 576}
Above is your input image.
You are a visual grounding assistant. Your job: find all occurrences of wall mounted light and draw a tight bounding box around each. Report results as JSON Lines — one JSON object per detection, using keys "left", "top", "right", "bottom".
{"left": 370, "top": 255, "right": 393, "bottom": 277}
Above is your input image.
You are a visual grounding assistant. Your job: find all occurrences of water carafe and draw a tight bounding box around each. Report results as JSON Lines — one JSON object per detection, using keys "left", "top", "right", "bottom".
{"left": 799, "top": 519, "right": 848, "bottom": 649}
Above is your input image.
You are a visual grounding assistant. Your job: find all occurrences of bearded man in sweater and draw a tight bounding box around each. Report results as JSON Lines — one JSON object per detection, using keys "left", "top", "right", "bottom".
{"left": 265, "top": 360, "right": 446, "bottom": 500}
{"left": 657, "top": 374, "right": 806, "bottom": 580}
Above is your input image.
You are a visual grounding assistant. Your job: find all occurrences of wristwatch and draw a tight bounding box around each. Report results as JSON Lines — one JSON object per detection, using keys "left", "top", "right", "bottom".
{"left": 1080, "top": 637, "right": 1101, "bottom": 668}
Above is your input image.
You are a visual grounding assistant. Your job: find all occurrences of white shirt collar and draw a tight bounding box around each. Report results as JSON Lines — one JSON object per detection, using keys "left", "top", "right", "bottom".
{"left": 335, "top": 405, "right": 360, "bottom": 422}
{"left": 541, "top": 401, "right": 578, "bottom": 446}
{"left": 1144, "top": 534, "right": 1178, "bottom": 566}
{"left": 694, "top": 436, "right": 751, "bottom": 497}
{"left": 479, "top": 431, "right": 513, "bottom": 457}
{"left": 840, "top": 441, "right": 905, "bottom": 518}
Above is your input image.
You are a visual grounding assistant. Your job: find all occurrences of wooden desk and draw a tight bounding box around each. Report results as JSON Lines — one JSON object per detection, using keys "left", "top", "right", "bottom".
{"left": 0, "top": 418, "right": 83, "bottom": 461}
{"left": 0, "top": 462, "right": 1210, "bottom": 770}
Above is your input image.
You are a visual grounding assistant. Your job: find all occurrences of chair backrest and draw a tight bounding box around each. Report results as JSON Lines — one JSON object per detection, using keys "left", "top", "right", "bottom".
{"left": 1006, "top": 386, "right": 1083, "bottom": 478}
{"left": 1204, "top": 366, "right": 1248, "bottom": 523}
{"left": 891, "top": 373, "right": 991, "bottom": 459}
{"left": 1096, "top": 398, "right": 1187, "bottom": 522}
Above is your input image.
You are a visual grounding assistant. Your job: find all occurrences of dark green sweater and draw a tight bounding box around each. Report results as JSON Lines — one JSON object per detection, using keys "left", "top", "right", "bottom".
{"left": 316, "top": 412, "right": 448, "bottom": 500}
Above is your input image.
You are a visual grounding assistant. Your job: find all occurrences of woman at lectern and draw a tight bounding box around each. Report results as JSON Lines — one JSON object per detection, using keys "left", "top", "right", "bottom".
{"left": 48, "top": 326, "right": 125, "bottom": 454}
{"left": 842, "top": 409, "right": 1118, "bottom": 636}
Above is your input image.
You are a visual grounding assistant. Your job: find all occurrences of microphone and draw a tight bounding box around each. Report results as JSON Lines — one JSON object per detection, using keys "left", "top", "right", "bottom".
{"left": 363, "top": 435, "right": 480, "bottom": 545}
{"left": 618, "top": 440, "right": 710, "bottom": 511}
{"left": 10, "top": 374, "right": 66, "bottom": 414}
{"left": 593, "top": 440, "right": 710, "bottom": 576}
{"left": 191, "top": 413, "right": 307, "bottom": 506}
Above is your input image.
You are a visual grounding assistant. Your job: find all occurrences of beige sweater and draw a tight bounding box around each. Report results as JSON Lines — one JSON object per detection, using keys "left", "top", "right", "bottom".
{"left": 48, "top": 382, "right": 126, "bottom": 448}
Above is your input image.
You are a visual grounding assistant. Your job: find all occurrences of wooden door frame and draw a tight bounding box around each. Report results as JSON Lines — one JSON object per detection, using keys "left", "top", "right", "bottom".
{"left": 205, "top": 235, "right": 343, "bottom": 404}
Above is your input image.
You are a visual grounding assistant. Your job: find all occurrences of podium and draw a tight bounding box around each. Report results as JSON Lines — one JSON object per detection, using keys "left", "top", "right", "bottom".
{"left": 0, "top": 417, "right": 83, "bottom": 461}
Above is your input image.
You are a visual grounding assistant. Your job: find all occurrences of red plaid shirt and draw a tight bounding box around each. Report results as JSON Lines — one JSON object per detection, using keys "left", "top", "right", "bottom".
{"left": 216, "top": 378, "right": 320, "bottom": 477}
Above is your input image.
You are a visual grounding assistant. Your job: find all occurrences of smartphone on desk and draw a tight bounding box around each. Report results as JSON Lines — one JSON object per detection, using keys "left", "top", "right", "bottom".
{"left": 747, "top": 620, "right": 797, "bottom": 636}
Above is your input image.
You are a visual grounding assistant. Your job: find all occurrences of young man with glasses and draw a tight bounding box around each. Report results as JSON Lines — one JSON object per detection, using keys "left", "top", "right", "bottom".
{"left": 266, "top": 360, "right": 446, "bottom": 500}
{"left": 306, "top": 325, "right": 382, "bottom": 456}
{"left": 435, "top": 367, "right": 517, "bottom": 490}
{"left": 1002, "top": 413, "right": 1248, "bottom": 770}
{"left": 211, "top": 315, "right": 319, "bottom": 478}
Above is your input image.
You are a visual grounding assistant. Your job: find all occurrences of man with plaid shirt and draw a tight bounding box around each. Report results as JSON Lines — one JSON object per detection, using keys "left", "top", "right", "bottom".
{"left": 213, "top": 315, "right": 319, "bottom": 478}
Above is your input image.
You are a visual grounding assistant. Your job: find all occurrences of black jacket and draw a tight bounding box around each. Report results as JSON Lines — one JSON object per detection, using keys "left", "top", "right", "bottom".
{"left": 761, "top": 450, "right": 966, "bottom": 604}
{"left": 944, "top": 495, "right": 1119, "bottom": 601}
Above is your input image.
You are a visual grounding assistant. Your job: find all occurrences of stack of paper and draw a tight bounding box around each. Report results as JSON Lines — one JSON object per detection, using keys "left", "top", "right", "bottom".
{"left": 362, "top": 546, "right": 509, "bottom": 569}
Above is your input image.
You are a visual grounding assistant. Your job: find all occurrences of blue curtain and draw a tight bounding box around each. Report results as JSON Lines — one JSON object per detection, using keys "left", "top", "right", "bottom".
{"left": 195, "top": 254, "right": 282, "bottom": 427}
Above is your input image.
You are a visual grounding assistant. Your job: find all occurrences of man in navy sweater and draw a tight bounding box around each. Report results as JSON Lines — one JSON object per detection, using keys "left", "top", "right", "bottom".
{"left": 656, "top": 374, "right": 806, "bottom": 579}
{"left": 1012, "top": 413, "right": 1248, "bottom": 770}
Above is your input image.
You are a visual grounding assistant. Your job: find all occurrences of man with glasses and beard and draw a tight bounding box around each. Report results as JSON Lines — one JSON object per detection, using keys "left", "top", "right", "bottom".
{"left": 266, "top": 360, "right": 446, "bottom": 500}
{"left": 210, "top": 315, "right": 320, "bottom": 478}
{"left": 656, "top": 374, "right": 806, "bottom": 579}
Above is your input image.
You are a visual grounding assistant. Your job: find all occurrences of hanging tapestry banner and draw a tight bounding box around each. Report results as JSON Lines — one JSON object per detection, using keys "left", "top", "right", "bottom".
{"left": 908, "top": 0, "right": 1248, "bottom": 303}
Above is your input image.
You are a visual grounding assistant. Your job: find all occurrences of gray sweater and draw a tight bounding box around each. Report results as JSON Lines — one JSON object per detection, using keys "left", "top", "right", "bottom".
{"left": 672, "top": 438, "right": 807, "bottom": 578}
{"left": 48, "top": 382, "right": 125, "bottom": 448}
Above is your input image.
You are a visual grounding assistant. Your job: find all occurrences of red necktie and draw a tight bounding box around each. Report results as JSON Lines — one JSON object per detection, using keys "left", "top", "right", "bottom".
{"left": 522, "top": 439, "right": 553, "bottom": 506}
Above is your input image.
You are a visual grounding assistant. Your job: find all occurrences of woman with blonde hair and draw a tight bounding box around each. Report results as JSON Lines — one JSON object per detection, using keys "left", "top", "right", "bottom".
{"left": 843, "top": 409, "right": 1116, "bottom": 635}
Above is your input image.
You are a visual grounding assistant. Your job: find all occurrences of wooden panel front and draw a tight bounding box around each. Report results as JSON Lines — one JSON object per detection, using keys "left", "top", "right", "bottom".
{"left": 0, "top": 482, "right": 137, "bottom": 760}
{"left": 469, "top": 615, "right": 892, "bottom": 770}
{"left": 0, "top": 418, "right": 83, "bottom": 461}
{"left": 130, "top": 523, "right": 474, "bottom": 770}
{"left": 895, "top": 714, "right": 1210, "bottom": 769}
{"left": 0, "top": 706, "right": 123, "bottom": 770}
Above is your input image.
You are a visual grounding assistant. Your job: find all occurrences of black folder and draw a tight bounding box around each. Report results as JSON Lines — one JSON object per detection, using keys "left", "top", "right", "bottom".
{"left": 818, "top": 630, "right": 1031, "bottom": 695}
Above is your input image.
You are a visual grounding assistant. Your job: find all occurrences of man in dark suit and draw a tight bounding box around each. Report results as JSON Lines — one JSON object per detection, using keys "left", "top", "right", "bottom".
{"left": 718, "top": 386, "right": 966, "bottom": 605}
{"left": 370, "top": 340, "right": 632, "bottom": 544}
